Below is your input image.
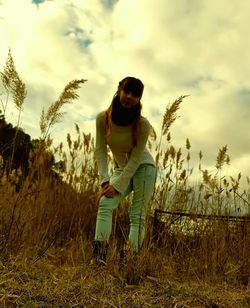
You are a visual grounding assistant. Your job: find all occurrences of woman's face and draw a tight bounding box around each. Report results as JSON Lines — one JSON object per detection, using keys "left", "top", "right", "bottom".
{"left": 119, "top": 88, "right": 141, "bottom": 109}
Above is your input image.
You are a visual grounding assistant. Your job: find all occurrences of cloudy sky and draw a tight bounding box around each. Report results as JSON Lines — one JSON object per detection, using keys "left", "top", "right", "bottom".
{"left": 0, "top": 0, "right": 250, "bottom": 186}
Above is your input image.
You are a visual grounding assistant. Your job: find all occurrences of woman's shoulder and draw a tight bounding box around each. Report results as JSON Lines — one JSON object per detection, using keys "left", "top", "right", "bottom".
{"left": 96, "top": 111, "right": 106, "bottom": 122}
{"left": 95, "top": 111, "right": 107, "bottom": 130}
{"left": 96, "top": 110, "right": 106, "bottom": 118}
{"left": 139, "top": 116, "right": 151, "bottom": 128}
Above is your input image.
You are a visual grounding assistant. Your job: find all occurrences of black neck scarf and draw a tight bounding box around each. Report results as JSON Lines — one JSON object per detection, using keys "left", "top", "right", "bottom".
{"left": 111, "top": 96, "right": 140, "bottom": 126}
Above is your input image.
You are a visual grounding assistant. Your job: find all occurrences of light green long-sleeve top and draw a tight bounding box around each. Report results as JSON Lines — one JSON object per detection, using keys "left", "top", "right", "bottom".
{"left": 95, "top": 111, "right": 155, "bottom": 194}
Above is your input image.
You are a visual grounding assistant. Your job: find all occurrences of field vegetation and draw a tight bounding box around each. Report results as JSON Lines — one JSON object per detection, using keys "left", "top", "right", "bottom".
{"left": 0, "top": 51, "right": 249, "bottom": 307}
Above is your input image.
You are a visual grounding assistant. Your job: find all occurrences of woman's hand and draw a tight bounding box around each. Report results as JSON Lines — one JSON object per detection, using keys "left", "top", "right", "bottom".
{"left": 101, "top": 184, "right": 117, "bottom": 198}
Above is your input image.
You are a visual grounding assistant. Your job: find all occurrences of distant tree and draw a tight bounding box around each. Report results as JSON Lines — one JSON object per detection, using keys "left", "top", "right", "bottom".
{"left": 0, "top": 114, "right": 32, "bottom": 185}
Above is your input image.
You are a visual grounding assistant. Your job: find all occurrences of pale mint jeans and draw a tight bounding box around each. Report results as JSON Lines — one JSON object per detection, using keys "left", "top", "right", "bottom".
{"left": 95, "top": 164, "right": 156, "bottom": 251}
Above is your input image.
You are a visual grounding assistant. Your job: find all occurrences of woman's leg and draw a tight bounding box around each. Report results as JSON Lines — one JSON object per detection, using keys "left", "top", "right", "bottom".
{"left": 95, "top": 168, "right": 132, "bottom": 242}
{"left": 129, "top": 164, "right": 156, "bottom": 251}
{"left": 95, "top": 193, "right": 121, "bottom": 242}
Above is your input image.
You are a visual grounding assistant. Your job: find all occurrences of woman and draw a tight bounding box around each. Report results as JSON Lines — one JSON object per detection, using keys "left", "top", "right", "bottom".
{"left": 93, "top": 76, "right": 156, "bottom": 264}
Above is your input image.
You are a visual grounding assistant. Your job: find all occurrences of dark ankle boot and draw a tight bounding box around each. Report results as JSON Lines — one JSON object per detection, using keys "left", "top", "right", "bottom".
{"left": 91, "top": 241, "right": 108, "bottom": 265}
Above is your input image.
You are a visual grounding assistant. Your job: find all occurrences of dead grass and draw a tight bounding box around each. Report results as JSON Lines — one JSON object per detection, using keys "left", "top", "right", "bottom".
{"left": 0, "top": 256, "right": 249, "bottom": 307}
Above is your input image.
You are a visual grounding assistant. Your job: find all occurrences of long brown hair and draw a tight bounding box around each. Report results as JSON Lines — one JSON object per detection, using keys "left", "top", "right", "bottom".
{"left": 105, "top": 77, "right": 144, "bottom": 147}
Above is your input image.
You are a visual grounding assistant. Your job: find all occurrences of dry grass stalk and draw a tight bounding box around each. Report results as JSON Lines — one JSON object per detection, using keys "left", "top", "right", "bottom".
{"left": 186, "top": 138, "right": 191, "bottom": 150}
{"left": 0, "top": 50, "right": 27, "bottom": 171}
{"left": 40, "top": 79, "right": 87, "bottom": 140}
{"left": 216, "top": 145, "right": 230, "bottom": 169}
{"left": 0, "top": 49, "right": 26, "bottom": 113}
{"left": 162, "top": 95, "right": 189, "bottom": 136}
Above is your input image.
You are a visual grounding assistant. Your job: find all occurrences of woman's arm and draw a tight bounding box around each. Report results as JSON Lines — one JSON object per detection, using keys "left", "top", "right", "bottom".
{"left": 95, "top": 112, "right": 110, "bottom": 186}
{"left": 111, "top": 118, "right": 151, "bottom": 194}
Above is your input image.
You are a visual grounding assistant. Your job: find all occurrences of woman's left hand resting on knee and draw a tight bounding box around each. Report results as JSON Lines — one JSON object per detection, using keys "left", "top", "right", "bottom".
{"left": 101, "top": 184, "right": 117, "bottom": 198}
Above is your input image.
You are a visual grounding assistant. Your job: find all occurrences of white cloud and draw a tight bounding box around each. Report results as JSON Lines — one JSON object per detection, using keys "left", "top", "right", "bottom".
{"left": 0, "top": 0, "right": 250, "bottom": 183}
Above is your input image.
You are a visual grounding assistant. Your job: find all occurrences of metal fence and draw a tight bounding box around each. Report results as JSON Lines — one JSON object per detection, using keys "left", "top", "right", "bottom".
{"left": 154, "top": 209, "right": 250, "bottom": 223}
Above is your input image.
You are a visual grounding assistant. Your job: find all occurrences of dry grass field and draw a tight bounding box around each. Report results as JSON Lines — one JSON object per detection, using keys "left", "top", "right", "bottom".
{"left": 0, "top": 51, "right": 249, "bottom": 307}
